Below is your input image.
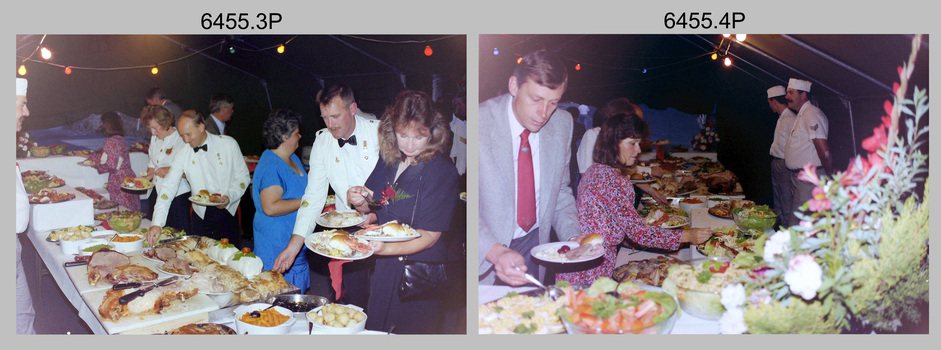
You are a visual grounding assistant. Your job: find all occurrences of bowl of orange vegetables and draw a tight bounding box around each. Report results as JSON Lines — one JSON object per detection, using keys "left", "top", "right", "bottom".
{"left": 557, "top": 277, "right": 679, "bottom": 334}
{"left": 233, "top": 303, "right": 296, "bottom": 334}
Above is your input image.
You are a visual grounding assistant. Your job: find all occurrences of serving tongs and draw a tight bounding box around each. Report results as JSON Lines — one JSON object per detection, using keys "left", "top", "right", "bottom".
{"left": 117, "top": 276, "right": 179, "bottom": 304}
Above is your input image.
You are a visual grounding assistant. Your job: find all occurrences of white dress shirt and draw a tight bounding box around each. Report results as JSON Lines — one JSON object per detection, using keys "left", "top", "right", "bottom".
{"left": 508, "top": 98, "right": 541, "bottom": 239}
{"left": 147, "top": 130, "right": 191, "bottom": 196}
{"left": 292, "top": 114, "right": 380, "bottom": 238}
{"left": 449, "top": 114, "right": 467, "bottom": 175}
{"left": 152, "top": 133, "right": 250, "bottom": 226}
{"left": 769, "top": 108, "right": 797, "bottom": 159}
{"left": 576, "top": 126, "right": 601, "bottom": 174}
{"left": 784, "top": 101, "right": 829, "bottom": 169}
{"left": 16, "top": 164, "right": 29, "bottom": 234}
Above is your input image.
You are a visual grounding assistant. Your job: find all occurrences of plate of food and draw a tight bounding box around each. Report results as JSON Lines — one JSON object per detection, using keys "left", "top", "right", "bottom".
{"left": 77, "top": 158, "right": 97, "bottom": 167}
{"left": 613, "top": 255, "right": 683, "bottom": 287}
{"left": 317, "top": 210, "right": 366, "bottom": 228}
{"left": 165, "top": 323, "right": 237, "bottom": 335}
{"left": 659, "top": 216, "right": 689, "bottom": 229}
{"left": 189, "top": 190, "right": 228, "bottom": 206}
{"left": 94, "top": 198, "right": 119, "bottom": 210}
{"left": 28, "top": 188, "right": 76, "bottom": 204}
{"left": 531, "top": 234, "right": 604, "bottom": 264}
{"left": 244, "top": 155, "right": 261, "bottom": 163}
{"left": 120, "top": 176, "right": 154, "bottom": 191}
{"left": 155, "top": 262, "right": 196, "bottom": 277}
{"left": 47, "top": 176, "right": 66, "bottom": 188}
{"left": 707, "top": 202, "right": 733, "bottom": 219}
{"left": 305, "top": 230, "right": 373, "bottom": 260}
{"left": 478, "top": 288, "right": 566, "bottom": 334}
{"left": 139, "top": 227, "right": 187, "bottom": 247}
{"left": 629, "top": 172, "right": 655, "bottom": 183}
{"left": 351, "top": 221, "right": 421, "bottom": 242}
{"left": 325, "top": 194, "right": 336, "bottom": 206}
{"left": 696, "top": 227, "right": 762, "bottom": 258}
{"left": 46, "top": 225, "right": 95, "bottom": 243}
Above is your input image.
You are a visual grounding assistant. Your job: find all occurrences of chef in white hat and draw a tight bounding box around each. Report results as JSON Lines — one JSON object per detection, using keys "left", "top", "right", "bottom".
{"left": 15, "top": 77, "right": 37, "bottom": 334}
{"left": 783, "top": 78, "right": 832, "bottom": 226}
{"left": 766, "top": 85, "right": 797, "bottom": 227}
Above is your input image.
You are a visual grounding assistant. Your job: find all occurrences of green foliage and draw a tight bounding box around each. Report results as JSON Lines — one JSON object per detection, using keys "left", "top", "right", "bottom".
{"left": 743, "top": 299, "right": 841, "bottom": 334}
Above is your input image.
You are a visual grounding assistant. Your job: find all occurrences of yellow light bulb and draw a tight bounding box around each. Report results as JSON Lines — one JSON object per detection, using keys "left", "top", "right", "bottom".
{"left": 151, "top": 66, "right": 159, "bottom": 75}
{"left": 18, "top": 65, "right": 27, "bottom": 76}
{"left": 277, "top": 44, "right": 285, "bottom": 54}
{"left": 724, "top": 57, "right": 732, "bottom": 66}
{"left": 517, "top": 57, "right": 522, "bottom": 64}
{"left": 711, "top": 53, "right": 718, "bottom": 60}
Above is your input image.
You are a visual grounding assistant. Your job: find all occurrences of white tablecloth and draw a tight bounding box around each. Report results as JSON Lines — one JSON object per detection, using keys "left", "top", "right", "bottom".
{"left": 17, "top": 153, "right": 149, "bottom": 193}
{"left": 29, "top": 185, "right": 95, "bottom": 232}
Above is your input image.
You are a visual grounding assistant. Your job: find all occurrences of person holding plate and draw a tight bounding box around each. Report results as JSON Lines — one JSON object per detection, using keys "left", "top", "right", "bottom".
{"left": 251, "top": 109, "right": 309, "bottom": 292}
{"left": 346, "top": 90, "right": 459, "bottom": 334}
{"left": 556, "top": 113, "right": 712, "bottom": 285}
{"left": 145, "top": 110, "right": 250, "bottom": 248}
{"left": 140, "top": 105, "right": 191, "bottom": 233}
{"left": 94, "top": 111, "right": 141, "bottom": 212}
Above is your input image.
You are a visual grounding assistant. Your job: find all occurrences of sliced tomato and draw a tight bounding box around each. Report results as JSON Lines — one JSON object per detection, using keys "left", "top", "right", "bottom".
{"left": 709, "top": 261, "right": 730, "bottom": 273}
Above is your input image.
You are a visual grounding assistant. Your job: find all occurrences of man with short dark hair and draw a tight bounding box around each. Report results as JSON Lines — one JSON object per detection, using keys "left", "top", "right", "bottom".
{"left": 276, "top": 84, "right": 380, "bottom": 303}
{"left": 206, "top": 93, "right": 235, "bottom": 135}
{"left": 145, "top": 110, "right": 250, "bottom": 248}
{"left": 478, "top": 49, "right": 581, "bottom": 286}
{"left": 783, "top": 78, "right": 832, "bottom": 226}
{"left": 766, "top": 85, "right": 797, "bottom": 227}
{"left": 145, "top": 87, "right": 184, "bottom": 120}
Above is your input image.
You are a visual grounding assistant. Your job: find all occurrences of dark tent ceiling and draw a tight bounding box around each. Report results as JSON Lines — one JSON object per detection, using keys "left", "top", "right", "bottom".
{"left": 17, "top": 34, "right": 467, "bottom": 155}
{"left": 480, "top": 34, "right": 929, "bottom": 205}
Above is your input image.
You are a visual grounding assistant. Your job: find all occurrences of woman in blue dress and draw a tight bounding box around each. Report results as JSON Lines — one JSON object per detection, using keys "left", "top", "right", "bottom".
{"left": 251, "top": 109, "right": 309, "bottom": 292}
{"left": 347, "top": 90, "right": 459, "bottom": 334}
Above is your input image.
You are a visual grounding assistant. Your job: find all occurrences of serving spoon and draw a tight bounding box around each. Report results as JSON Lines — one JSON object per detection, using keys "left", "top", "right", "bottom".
{"left": 512, "top": 265, "right": 564, "bottom": 300}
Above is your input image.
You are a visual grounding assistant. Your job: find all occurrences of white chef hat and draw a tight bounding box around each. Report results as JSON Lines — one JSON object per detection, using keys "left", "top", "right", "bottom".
{"left": 788, "top": 78, "right": 812, "bottom": 92}
{"left": 16, "top": 77, "right": 28, "bottom": 96}
{"left": 767, "top": 85, "right": 786, "bottom": 98}
{"left": 577, "top": 104, "right": 590, "bottom": 115}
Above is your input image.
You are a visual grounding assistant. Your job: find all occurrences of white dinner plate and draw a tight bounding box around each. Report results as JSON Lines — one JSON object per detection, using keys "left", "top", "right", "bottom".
{"left": 660, "top": 217, "right": 689, "bottom": 229}
{"left": 352, "top": 231, "right": 421, "bottom": 242}
{"left": 675, "top": 190, "right": 698, "bottom": 197}
{"left": 120, "top": 183, "right": 154, "bottom": 191}
{"left": 530, "top": 241, "right": 602, "bottom": 264}
{"left": 189, "top": 196, "right": 229, "bottom": 207}
{"left": 304, "top": 231, "right": 374, "bottom": 261}
{"left": 316, "top": 211, "right": 366, "bottom": 228}
{"left": 630, "top": 179, "right": 656, "bottom": 184}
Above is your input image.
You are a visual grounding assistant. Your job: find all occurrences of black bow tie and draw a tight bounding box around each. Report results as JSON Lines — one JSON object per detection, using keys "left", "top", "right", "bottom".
{"left": 193, "top": 144, "right": 208, "bottom": 152}
{"left": 338, "top": 135, "right": 357, "bottom": 147}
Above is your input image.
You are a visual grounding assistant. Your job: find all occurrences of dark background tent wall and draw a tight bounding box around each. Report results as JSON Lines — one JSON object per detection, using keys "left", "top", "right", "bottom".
{"left": 17, "top": 34, "right": 467, "bottom": 157}
{"left": 480, "top": 34, "right": 929, "bottom": 206}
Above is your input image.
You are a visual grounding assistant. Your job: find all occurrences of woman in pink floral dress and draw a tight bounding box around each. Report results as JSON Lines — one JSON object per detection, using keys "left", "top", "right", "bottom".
{"left": 556, "top": 113, "right": 711, "bottom": 285}
{"left": 94, "top": 112, "right": 141, "bottom": 211}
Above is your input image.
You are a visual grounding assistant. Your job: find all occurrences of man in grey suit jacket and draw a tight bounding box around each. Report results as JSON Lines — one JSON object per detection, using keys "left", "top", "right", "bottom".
{"left": 479, "top": 49, "right": 581, "bottom": 286}
{"left": 205, "top": 93, "right": 234, "bottom": 135}
{"left": 145, "top": 87, "right": 184, "bottom": 121}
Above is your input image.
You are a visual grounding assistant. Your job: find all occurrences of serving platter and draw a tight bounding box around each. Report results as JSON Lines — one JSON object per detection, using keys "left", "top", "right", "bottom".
{"left": 189, "top": 196, "right": 228, "bottom": 207}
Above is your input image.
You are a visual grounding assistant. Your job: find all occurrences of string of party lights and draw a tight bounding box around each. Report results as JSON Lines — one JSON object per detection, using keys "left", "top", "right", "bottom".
{"left": 16, "top": 35, "right": 299, "bottom": 77}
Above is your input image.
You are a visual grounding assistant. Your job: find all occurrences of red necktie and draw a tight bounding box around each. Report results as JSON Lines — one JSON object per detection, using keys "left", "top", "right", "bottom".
{"left": 517, "top": 130, "right": 536, "bottom": 232}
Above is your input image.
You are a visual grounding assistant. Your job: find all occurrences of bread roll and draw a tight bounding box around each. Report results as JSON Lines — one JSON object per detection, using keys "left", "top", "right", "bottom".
{"left": 579, "top": 233, "right": 603, "bottom": 246}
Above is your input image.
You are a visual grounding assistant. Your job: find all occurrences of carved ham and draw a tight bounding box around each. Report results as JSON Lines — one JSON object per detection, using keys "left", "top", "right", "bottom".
{"left": 98, "top": 280, "right": 198, "bottom": 321}
{"left": 87, "top": 249, "right": 130, "bottom": 286}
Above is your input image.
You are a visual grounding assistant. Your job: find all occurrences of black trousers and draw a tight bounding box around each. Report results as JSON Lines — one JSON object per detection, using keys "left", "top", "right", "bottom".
{"left": 191, "top": 206, "right": 241, "bottom": 248}
{"left": 147, "top": 191, "right": 192, "bottom": 233}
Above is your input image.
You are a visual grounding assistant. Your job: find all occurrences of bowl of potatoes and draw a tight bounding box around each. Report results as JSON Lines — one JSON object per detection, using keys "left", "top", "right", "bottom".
{"left": 306, "top": 303, "right": 367, "bottom": 334}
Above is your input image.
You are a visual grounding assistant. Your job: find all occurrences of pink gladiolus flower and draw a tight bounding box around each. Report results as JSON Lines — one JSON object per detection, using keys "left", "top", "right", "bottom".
{"left": 807, "top": 187, "right": 832, "bottom": 212}
{"left": 797, "top": 163, "right": 820, "bottom": 186}
{"left": 862, "top": 125, "right": 888, "bottom": 153}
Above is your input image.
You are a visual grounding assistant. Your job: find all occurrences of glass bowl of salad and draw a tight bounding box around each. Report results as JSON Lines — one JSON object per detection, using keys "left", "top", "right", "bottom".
{"left": 661, "top": 257, "right": 741, "bottom": 320}
{"left": 732, "top": 205, "right": 777, "bottom": 232}
{"left": 557, "top": 278, "right": 679, "bottom": 334}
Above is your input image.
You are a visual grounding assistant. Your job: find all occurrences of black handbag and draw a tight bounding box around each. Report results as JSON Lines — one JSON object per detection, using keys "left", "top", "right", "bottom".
{"left": 398, "top": 257, "right": 464, "bottom": 302}
{"left": 395, "top": 174, "right": 465, "bottom": 302}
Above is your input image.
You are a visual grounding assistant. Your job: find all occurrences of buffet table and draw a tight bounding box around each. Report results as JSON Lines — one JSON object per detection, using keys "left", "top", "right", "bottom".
{"left": 17, "top": 154, "right": 149, "bottom": 189}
